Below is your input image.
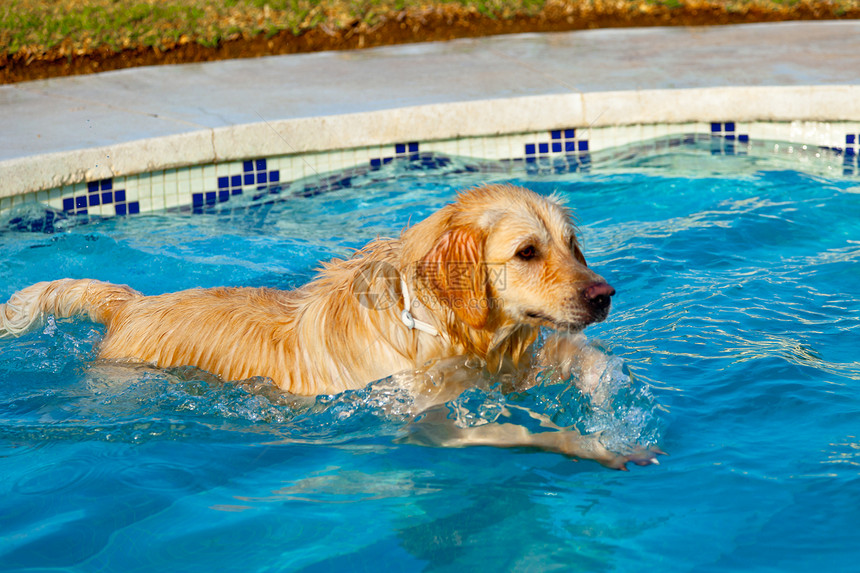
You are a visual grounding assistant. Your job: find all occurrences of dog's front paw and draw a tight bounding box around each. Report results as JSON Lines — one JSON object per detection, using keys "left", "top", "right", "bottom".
{"left": 553, "top": 431, "right": 665, "bottom": 471}
{"left": 600, "top": 446, "right": 667, "bottom": 471}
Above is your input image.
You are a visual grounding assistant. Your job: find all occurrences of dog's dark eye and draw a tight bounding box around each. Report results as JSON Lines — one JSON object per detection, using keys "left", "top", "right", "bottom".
{"left": 516, "top": 245, "right": 537, "bottom": 260}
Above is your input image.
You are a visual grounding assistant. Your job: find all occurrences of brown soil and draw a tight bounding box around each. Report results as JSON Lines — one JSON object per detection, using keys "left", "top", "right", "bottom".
{"left": 3, "top": 4, "right": 858, "bottom": 85}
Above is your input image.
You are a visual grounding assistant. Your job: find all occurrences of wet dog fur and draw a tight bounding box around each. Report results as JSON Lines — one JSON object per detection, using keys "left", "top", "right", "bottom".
{"left": 0, "top": 184, "right": 660, "bottom": 469}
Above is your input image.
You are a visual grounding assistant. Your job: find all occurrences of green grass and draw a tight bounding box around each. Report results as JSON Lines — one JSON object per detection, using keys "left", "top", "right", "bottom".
{"left": 2, "top": 0, "right": 331, "bottom": 56}
{"left": 2, "top": 0, "right": 858, "bottom": 59}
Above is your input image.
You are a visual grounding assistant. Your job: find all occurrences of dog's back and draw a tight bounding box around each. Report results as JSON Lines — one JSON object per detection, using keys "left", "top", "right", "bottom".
{"left": 98, "top": 286, "right": 297, "bottom": 386}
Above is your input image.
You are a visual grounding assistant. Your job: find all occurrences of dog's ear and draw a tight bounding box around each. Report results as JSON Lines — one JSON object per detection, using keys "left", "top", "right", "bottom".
{"left": 419, "top": 227, "right": 489, "bottom": 330}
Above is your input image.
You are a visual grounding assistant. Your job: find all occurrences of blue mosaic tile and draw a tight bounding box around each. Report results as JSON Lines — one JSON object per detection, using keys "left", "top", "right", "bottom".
{"left": 256, "top": 159, "right": 267, "bottom": 171}
{"left": 842, "top": 152, "right": 858, "bottom": 176}
{"left": 841, "top": 134, "right": 860, "bottom": 176}
{"left": 243, "top": 160, "right": 254, "bottom": 172}
{"left": 523, "top": 128, "right": 591, "bottom": 175}
{"left": 218, "top": 176, "right": 230, "bottom": 189}
{"left": 101, "top": 191, "right": 113, "bottom": 205}
{"left": 115, "top": 203, "right": 126, "bottom": 216}
{"left": 418, "top": 154, "right": 453, "bottom": 170}
{"left": 7, "top": 210, "right": 62, "bottom": 234}
{"left": 369, "top": 143, "right": 422, "bottom": 170}
{"left": 115, "top": 189, "right": 126, "bottom": 203}
{"left": 710, "top": 122, "right": 749, "bottom": 156}
{"left": 84, "top": 178, "right": 114, "bottom": 198}
{"left": 89, "top": 194, "right": 100, "bottom": 207}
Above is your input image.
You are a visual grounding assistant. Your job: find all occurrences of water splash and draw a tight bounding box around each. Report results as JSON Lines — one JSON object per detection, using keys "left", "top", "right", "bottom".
{"left": 0, "top": 321, "right": 662, "bottom": 458}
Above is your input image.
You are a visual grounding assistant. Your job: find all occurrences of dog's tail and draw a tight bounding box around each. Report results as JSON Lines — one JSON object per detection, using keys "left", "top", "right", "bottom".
{"left": 0, "top": 279, "right": 142, "bottom": 338}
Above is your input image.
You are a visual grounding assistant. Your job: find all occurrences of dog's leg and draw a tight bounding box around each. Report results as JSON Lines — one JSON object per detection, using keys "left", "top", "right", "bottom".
{"left": 531, "top": 332, "right": 621, "bottom": 403}
{"left": 400, "top": 405, "right": 661, "bottom": 470}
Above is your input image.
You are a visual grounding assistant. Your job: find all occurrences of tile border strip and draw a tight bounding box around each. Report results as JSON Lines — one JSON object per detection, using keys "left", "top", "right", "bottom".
{"left": 2, "top": 119, "right": 859, "bottom": 220}
{"left": 2, "top": 85, "right": 860, "bottom": 200}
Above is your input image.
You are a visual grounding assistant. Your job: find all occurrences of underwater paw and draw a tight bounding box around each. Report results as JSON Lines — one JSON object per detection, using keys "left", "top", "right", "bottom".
{"left": 611, "top": 446, "right": 667, "bottom": 471}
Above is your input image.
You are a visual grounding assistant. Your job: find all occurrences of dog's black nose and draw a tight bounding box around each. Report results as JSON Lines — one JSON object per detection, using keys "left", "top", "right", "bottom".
{"left": 584, "top": 282, "right": 615, "bottom": 312}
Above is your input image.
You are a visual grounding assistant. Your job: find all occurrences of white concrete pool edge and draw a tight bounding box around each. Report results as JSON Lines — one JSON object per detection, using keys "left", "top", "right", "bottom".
{"left": 2, "top": 21, "right": 860, "bottom": 201}
{"left": 4, "top": 84, "right": 860, "bottom": 199}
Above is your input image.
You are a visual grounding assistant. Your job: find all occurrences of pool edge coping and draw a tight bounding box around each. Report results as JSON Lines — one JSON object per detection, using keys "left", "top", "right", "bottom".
{"left": 4, "top": 84, "right": 860, "bottom": 199}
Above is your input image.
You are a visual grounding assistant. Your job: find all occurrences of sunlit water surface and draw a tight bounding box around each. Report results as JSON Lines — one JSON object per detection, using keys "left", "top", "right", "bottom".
{"left": 1, "top": 143, "right": 859, "bottom": 571}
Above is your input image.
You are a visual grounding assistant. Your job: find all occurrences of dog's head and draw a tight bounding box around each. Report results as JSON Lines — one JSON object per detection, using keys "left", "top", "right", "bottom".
{"left": 407, "top": 184, "right": 614, "bottom": 335}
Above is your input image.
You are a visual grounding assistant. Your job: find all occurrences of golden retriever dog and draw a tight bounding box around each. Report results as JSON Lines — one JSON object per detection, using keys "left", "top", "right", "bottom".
{"left": 0, "top": 184, "right": 660, "bottom": 469}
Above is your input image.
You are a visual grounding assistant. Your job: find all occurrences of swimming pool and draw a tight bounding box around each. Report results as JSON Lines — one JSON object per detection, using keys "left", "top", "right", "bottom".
{"left": 1, "top": 139, "right": 858, "bottom": 571}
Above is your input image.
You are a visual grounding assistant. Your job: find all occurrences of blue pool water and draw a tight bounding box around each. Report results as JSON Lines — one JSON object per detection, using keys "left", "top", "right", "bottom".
{"left": 1, "top": 142, "right": 859, "bottom": 571}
